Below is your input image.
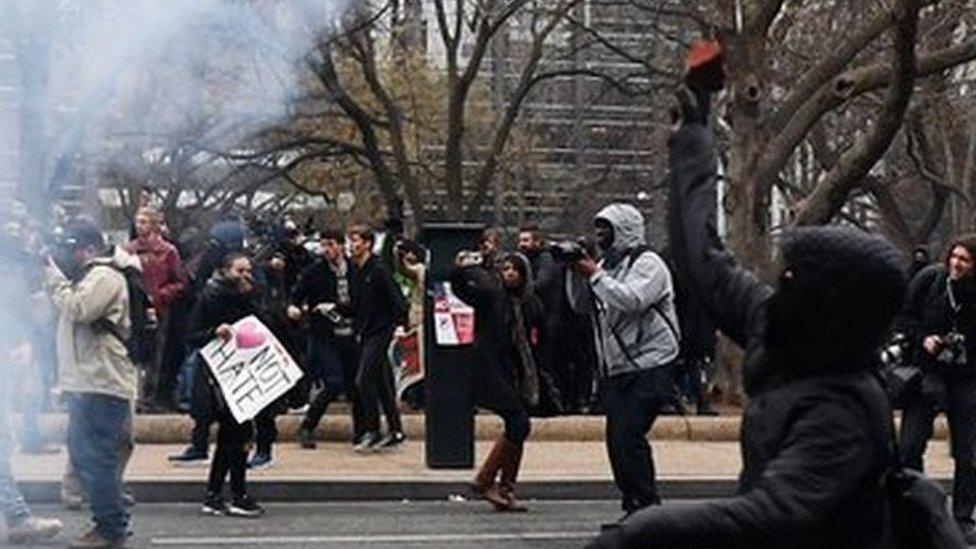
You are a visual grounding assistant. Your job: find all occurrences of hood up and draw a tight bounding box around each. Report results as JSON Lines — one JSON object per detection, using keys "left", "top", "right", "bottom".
{"left": 594, "top": 203, "right": 647, "bottom": 253}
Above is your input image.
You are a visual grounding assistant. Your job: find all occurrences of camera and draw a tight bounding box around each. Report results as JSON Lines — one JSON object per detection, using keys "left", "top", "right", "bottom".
{"left": 936, "top": 332, "right": 968, "bottom": 367}
{"left": 880, "top": 333, "right": 909, "bottom": 369}
{"left": 456, "top": 250, "right": 484, "bottom": 267}
{"left": 549, "top": 239, "right": 587, "bottom": 263}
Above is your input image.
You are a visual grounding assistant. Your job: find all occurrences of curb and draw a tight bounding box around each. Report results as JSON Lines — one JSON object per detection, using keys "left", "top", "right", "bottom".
{"left": 18, "top": 476, "right": 954, "bottom": 504}
{"left": 28, "top": 413, "right": 948, "bottom": 444}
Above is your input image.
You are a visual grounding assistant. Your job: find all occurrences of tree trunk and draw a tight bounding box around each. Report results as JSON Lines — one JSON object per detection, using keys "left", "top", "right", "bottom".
{"left": 723, "top": 32, "right": 777, "bottom": 279}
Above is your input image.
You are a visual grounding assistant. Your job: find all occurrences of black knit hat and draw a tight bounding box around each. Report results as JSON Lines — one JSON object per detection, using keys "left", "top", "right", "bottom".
{"left": 766, "top": 226, "right": 908, "bottom": 370}
{"left": 62, "top": 218, "right": 105, "bottom": 252}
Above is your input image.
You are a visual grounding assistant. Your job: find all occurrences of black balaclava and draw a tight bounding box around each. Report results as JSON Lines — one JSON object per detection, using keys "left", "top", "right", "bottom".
{"left": 762, "top": 226, "right": 907, "bottom": 376}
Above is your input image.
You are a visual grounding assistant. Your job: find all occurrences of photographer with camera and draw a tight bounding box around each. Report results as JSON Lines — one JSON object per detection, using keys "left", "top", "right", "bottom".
{"left": 565, "top": 203, "right": 680, "bottom": 521}
{"left": 290, "top": 228, "right": 363, "bottom": 449}
{"left": 899, "top": 234, "right": 976, "bottom": 542}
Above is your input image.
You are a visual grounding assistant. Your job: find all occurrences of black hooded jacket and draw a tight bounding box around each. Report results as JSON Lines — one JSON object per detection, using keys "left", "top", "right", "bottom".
{"left": 352, "top": 255, "right": 407, "bottom": 338}
{"left": 898, "top": 263, "right": 976, "bottom": 375}
{"left": 450, "top": 256, "right": 545, "bottom": 410}
{"left": 604, "top": 106, "right": 905, "bottom": 549}
{"left": 187, "top": 273, "right": 267, "bottom": 349}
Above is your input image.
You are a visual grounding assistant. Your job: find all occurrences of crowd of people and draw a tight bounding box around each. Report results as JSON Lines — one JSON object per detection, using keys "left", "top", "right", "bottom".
{"left": 3, "top": 40, "right": 976, "bottom": 549}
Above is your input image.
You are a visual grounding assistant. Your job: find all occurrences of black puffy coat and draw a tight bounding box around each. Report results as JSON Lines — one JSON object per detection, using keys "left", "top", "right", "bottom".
{"left": 450, "top": 261, "right": 545, "bottom": 411}
{"left": 602, "top": 104, "right": 906, "bottom": 549}
{"left": 898, "top": 264, "right": 976, "bottom": 376}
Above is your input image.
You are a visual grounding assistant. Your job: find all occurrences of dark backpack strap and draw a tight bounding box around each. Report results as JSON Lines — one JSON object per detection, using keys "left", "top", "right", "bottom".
{"left": 599, "top": 247, "right": 680, "bottom": 374}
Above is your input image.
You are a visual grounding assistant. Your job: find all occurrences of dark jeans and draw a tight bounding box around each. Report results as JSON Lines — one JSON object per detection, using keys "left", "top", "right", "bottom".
{"left": 67, "top": 393, "right": 131, "bottom": 541}
{"left": 900, "top": 372, "right": 976, "bottom": 522}
{"left": 207, "top": 411, "right": 253, "bottom": 497}
{"left": 498, "top": 408, "right": 531, "bottom": 445}
{"left": 190, "top": 356, "right": 214, "bottom": 453}
{"left": 601, "top": 365, "right": 673, "bottom": 514}
{"left": 356, "top": 328, "right": 401, "bottom": 435}
{"left": 303, "top": 334, "right": 364, "bottom": 440}
{"left": 156, "top": 308, "right": 190, "bottom": 407}
{"left": 254, "top": 407, "right": 277, "bottom": 456}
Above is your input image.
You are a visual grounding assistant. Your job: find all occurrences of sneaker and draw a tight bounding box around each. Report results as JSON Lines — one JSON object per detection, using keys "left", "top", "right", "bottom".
{"left": 298, "top": 426, "right": 316, "bottom": 449}
{"left": 353, "top": 431, "right": 380, "bottom": 454}
{"left": 62, "top": 489, "right": 85, "bottom": 510}
{"left": 247, "top": 452, "right": 274, "bottom": 470}
{"left": 599, "top": 511, "right": 633, "bottom": 532}
{"left": 167, "top": 446, "right": 208, "bottom": 466}
{"left": 227, "top": 494, "right": 265, "bottom": 518}
{"left": 7, "top": 517, "right": 63, "bottom": 544}
{"left": 376, "top": 431, "right": 406, "bottom": 449}
{"left": 201, "top": 493, "right": 228, "bottom": 516}
{"left": 68, "top": 529, "right": 125, "bottom": 548}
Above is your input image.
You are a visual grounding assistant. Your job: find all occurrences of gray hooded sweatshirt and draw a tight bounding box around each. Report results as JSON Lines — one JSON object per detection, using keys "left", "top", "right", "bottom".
{"left": 568, "top": 203, "right": 680, "bottom": 378}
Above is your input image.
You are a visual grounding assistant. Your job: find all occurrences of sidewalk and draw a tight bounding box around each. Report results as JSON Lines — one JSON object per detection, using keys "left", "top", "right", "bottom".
{"left": 12, "top": 439, "right": 956, "bottom": 503}
{"left": 22, "top": 412, "right": 951, "bottom": 444}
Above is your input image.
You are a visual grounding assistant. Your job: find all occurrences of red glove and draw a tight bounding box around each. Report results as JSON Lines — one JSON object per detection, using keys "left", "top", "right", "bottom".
{"left": 685, "top": 39, "right": 725, "bottom": 91}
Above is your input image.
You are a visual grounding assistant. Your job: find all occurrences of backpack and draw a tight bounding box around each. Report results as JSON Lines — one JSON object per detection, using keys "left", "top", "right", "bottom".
{"left": 873, "top": 371, "right": 969, "bottom": 549}
{"left": 93, "top": 264, "right": 153, "bottom": 365}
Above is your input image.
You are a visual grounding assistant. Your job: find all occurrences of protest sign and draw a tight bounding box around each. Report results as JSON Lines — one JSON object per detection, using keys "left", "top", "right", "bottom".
{"left": 432, "top": 281, "right": 474, "bottom": 346}
{"left": 201, "top": 315, "right": 303, "bottom": 424}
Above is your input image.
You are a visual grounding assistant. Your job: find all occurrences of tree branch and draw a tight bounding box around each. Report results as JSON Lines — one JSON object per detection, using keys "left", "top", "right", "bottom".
{"left": 793, "top": 0, "right": 920, "bottom": 226}
{"left": 770, "top": 5, "right": 904, "bottom": 134}
{"left": 755, "top": 33, "right": 976, "bottom": 204}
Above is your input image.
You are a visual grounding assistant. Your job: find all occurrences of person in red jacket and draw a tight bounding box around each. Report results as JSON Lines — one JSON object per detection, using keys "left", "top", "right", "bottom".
{"left": 124, "top": 206, "right": 188, "bottom": 410}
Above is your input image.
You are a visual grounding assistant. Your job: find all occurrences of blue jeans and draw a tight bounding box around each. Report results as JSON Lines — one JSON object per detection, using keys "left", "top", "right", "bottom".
{"left": 67, "top": 393, "right": 131, "bottom": 541}
{"left": 177, "top": 348, "right": 201, "bottom": 410}
{"left": 0, "top": 393, "right": 31, "bottom": 526}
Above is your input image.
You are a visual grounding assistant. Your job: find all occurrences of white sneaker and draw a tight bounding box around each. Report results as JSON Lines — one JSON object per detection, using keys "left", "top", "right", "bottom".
{"left": 8, "top": 517, "right": 63, "bottom": 544}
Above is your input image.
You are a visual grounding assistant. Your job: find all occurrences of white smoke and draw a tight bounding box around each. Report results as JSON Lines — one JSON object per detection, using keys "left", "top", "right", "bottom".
{"left": 6, "top": 0, "right": 350, "bottom": 203}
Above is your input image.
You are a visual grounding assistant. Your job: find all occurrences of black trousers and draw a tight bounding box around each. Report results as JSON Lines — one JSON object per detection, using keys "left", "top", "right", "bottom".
{"left": 900, "top": 372, "right": 976, "bottom": 522}
{"left": 190, "top": 357, "right": 214, "bottom": 453}
{"left": 601, "top": 365, "right": 673, "bottom": 514}
{"left": 303, "top": 334, "right": 364, "bottom": 441}
{"left": 356, "top": 328, "right": 402, "bottom": 435}
{"left": 206, "top": 411, "right": 252, "bottom": 497}
{"left": 254, "top": 407, "right": 277, "bottom": 456}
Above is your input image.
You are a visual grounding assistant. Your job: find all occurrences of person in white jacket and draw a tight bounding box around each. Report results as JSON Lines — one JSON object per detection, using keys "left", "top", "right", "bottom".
{"left": 46, "top": 219, "right": 139, "bottom": 549}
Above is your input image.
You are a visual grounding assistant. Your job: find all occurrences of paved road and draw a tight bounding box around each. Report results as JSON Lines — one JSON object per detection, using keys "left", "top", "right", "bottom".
{"left": 14, "top": 500, "right": 625, "bottom": 548}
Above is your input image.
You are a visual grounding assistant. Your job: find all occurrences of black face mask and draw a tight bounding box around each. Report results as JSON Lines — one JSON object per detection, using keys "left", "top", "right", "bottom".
{"left": 595, "top": 221, "right": 614, "bottom": 252}
{"left": 52, "top": 247, "right": 85, "bottom": 282}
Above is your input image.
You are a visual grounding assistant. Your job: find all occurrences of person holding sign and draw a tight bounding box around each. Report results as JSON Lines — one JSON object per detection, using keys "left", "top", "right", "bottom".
{"left": 450, "top": 252, "right": 544, "bottom": 512}
{"left": 186, "top": 253, "right": 267, "bottom": 518}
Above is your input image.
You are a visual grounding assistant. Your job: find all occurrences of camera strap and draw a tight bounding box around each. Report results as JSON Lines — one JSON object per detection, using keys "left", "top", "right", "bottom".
{"left": 946, "top": 278, "right": 962, "bottom": 332}
{"left": 596, "top": 249, "right": 681, "bottom": 375}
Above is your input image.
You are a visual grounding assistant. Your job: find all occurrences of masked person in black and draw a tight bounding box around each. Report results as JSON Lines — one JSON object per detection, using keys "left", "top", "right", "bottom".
{"left": 187, "top": 253, "right": 266, "bottom": 518}
{"left": 898, "top": 234, "right": 976, "bottom": 542}
{"left": 347, "top": 225, "right": 407, "bottom": 452}
{"left": 452, "top": 252, "right": 541, "bottom": 512}
{"left": 588, "top": 43, "right": 907, "bottom": 549}
{"left": 290, "top": 228, "right": 363, "bottom": 448}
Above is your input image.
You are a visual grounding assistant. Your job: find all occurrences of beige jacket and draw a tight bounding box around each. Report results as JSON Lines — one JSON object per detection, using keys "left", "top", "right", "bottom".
{"left": 46, "top": 246, "right": 140, "bottom": 402}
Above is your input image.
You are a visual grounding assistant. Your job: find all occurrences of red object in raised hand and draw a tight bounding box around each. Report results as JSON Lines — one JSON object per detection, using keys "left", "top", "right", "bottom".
{"left": 685, "top": 39, "right": 725, "bottom": 91}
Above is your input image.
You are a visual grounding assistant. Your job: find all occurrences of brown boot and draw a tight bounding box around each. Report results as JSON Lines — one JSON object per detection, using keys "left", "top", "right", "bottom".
{"left": 497, "top": 438, "right": 528, "bottom": 512}
{"left": 471, "top": 438, "right": 509, "bottom": 509}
